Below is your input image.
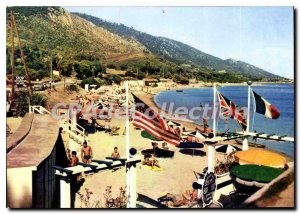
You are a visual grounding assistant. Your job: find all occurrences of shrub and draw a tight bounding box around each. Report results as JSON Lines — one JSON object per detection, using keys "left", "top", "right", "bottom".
{"left": 120, "top": 64, "right": 128, "bottom": 71}
{"left": 15, "top": 91, "right": 48, "bottom": 117}
{"left": 107, "top": 63, "right": 117, "bottom": 69}
{"left": 67, "top": 84, "right": 78, "bottom": 92}
{"left": 105, "top": 74, "right": 121, "bottom": 85}
{"left": 137, "top": 72, "right": 146, "bottom": 80}
{"left": 125, "top": 70, "right": 136, "bottom": 77}
{"left": 80, "top": 78, "right": 101, "bottom": 89}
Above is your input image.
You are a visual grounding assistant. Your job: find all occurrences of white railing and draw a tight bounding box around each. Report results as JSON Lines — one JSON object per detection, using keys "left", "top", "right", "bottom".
{"left": 66, "top": 119, "right": 85, "bottom": 136}
{"left": 63, "top": 119, "right": 87, "bottom": 144}
{"left": 29, "top": 105, "right": 88, "bottom": 145}
{"left": 29, "top": 105, "right": 51, "bottom": 114}
{"left": 64, "top": 128, "right": 85, "bottom": 145}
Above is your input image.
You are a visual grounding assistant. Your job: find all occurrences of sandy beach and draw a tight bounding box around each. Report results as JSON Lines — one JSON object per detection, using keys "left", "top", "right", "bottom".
{"left": 56, "top": 85, "right": 291, "bottom": 208}
{"left": 6, "top": 81, "right": 294, "bottom": 208}
{"left": 68, "top": 118, "right": 234, "bottom": 208}
{"left": 52, "top": 85, "right": 230, "bottom": 208}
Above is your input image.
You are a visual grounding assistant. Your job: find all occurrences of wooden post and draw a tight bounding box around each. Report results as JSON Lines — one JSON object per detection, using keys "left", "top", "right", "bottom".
{"left": 207, "top": 145, "right": 215, "bottom": 172}
{"left": 10, "top": 11, "right": 15, "bottom": 105}
{"left": 12, "top": 12, "right": 32, "bottom": 95}
{"left": 242, "top": 138, "right": 249, "bottom": 151}
{"left": 60, "top": 178, "right": 71, "bottom": 208}
{"left": 127, "top": 162, "right": 137, "bottom": 208}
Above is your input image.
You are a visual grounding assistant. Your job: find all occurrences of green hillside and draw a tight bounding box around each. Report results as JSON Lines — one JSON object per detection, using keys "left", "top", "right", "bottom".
{"left": 76, "top": 12, "right": 284, "bottom": 81}
{"left": 6, "top": 7, "right": 283, "bottom": 84}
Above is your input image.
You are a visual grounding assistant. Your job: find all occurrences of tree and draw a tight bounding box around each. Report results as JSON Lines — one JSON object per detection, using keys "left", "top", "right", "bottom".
{"left": 16, "top": 91, "right": 47, "bottom": 116}
{"left": 105, "top": 74, "right": 121, "bottom": 85}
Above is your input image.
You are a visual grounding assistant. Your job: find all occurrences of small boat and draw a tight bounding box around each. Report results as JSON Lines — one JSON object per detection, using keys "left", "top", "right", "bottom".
{"left": 176, "top": 89, "right": 183, "bottom": 92}
{"left": 235, "top": 140, "right": 266, "bottom": 148}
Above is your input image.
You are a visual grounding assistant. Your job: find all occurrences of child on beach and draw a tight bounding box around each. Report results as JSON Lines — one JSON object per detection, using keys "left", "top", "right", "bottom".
{"left": 111, "top": 147, "right": 120, "bottom": 158}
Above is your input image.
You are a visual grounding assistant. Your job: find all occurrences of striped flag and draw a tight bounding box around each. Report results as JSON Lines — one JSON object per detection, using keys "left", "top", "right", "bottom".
{"left": 132, "top": 94, "right": 180, "bottom": 146}
{"left": 251, "top": 89, "right": 280, "bottom": 119}
{"left": 216, "top": 90, "right": 247, "bottom": 131}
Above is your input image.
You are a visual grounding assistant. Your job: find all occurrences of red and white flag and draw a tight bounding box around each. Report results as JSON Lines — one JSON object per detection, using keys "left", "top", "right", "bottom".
{"left": 132, "top": 94, "right": 180, "bottom": 146}
{"left": 216, "top": 90, "right": 247, "bottom": 131}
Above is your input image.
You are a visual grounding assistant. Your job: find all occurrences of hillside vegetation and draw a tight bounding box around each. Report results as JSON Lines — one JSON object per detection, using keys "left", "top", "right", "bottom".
{"left": 76, "top": 13, "right": 284, "bottom": 81}
{"left": 6, "top": 7, "right": 285, "bottom": 85}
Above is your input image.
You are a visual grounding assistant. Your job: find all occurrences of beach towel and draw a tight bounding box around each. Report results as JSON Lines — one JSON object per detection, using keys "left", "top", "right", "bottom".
{"left": 144, "top": 165, "right": 163, "bottom": 171}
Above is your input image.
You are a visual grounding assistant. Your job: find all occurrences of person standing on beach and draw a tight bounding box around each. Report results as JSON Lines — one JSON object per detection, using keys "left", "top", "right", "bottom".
{"left": 81, "top": 141, "right": 93, "bottom": 163}
{"left": 70, "top": 151, "right": 79, "bottom": 167}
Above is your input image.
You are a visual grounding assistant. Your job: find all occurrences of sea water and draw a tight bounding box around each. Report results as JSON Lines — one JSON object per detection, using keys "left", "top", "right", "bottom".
{"left": 154, "top": 84, "right": 294, "bottom": 157}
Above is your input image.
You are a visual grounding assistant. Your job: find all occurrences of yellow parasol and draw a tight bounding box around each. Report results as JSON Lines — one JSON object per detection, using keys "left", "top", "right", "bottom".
{"left": 234, "top": 149, "right": 287, "bottom": 168}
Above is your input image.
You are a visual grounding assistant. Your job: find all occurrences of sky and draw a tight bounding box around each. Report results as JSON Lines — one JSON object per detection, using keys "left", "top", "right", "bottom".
{"left": 65, "top": 6, "right": 294, "bottom": 79}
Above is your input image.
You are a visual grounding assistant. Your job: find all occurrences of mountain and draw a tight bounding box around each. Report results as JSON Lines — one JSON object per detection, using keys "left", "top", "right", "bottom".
{"left": 6, "top": 6, "right": 153, "bottom": 80}
{"left": 6, "top": 6, "right": 283, "bottom": 83}
{"left": 75, "top": 13, "right": 283, "bottom": 80}
{"left": 8, "top": 7, "right": 150, "bottom": 62}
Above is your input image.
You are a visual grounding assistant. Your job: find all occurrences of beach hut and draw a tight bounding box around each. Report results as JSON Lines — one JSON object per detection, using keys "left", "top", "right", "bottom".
{"left": 234, "top": 149, "right": 287, "bottom": 168}
{"left": 143, "top": 78, "right": 158, "bottom": 86}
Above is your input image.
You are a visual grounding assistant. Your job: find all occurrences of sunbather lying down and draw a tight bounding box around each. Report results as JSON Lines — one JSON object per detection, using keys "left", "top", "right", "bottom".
{"left": 158, "top": 189, "right": 198, "bottom": 207}
{"left": 105, "top": 125, "right": 120, "bottom": 133}
{"left": 142, "top": 154, "right": 160, "bottom": 168}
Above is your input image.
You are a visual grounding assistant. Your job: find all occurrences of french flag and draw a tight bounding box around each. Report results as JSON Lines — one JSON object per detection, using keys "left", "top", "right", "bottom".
{"left": 251, "top": 89, "right": 280, "bottom": 119}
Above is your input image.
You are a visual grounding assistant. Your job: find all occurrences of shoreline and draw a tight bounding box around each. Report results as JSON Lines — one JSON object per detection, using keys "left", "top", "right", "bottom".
{"left": 132, "top": 89, "right": 294, "bottom": 162}
{"left": 140, "top": 81, "right": 293, "bottom": 95}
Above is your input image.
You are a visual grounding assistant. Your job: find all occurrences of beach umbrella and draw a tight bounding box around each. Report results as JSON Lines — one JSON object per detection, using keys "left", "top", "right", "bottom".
{"left": 167, "top": 120, "right": 181, "bottom": 127}
{"left": 176, "top": 142, "right": 204, "bottom": 149}
{"left": 141, "top": 130, "right": 162, "bottom": 141}
{"left": 188, "top": 131, "right": 206, "bottom": 139}
{"left": 234, "top": 149, "right": 287, "bottom": 167}
{"left": 215, "top": 144, "right": 241, "bottom": 154}
{"left": 230, "top": 164, "right": 283, "bottom": 183}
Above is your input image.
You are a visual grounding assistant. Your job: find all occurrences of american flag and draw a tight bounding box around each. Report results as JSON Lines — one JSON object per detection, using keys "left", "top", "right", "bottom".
{"left": 216, "top": 90, "right": 247, "bottom": 131}
{"left": 132, "top": 94, "right": 180, "bottom": 146}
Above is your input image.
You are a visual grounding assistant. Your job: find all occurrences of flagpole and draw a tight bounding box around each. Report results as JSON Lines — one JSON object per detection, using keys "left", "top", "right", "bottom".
{"left": 246, "top": 82, "right": 251, "bottom": 133}
{"left": 213, "top": 83, "right": 216, "bottom": 138}
{"left": 126, "top": 81, "right": 130, "bottom": 158}
{"left": 208, "top": 83, "right": 216, "bottom": 172}
{"left": 242, "top": 81, "right": 252, "bottom": 150}
{"left": 125, "top": 81, "right": 131, "bottom": 208}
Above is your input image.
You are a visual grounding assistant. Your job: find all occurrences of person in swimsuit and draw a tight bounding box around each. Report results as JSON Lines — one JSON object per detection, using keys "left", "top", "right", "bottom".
{"left": 81, "top": 141, "right": 93, "bottom": 163}
{"left": 70, "top": 151, "right": 79, "bottom": 167}
{"left": 111, "top": 147, "right": 120, "bottom": 158}
{"left": 162, "top": 188, "right": 198, "bottom": 207}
